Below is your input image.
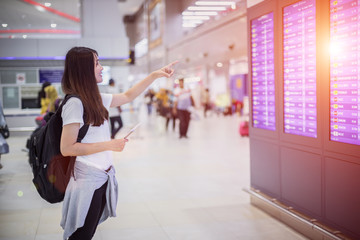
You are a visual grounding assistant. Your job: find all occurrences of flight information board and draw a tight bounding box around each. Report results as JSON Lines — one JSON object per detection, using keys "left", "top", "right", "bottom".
{"left": 283, "top": 0, "right": 317, "bottom": 138}
{"left": 251, "top": 12, "right": 276, "bottom": 131}
{"left": 330, "top": 0, "right": 360, "bottom": 145}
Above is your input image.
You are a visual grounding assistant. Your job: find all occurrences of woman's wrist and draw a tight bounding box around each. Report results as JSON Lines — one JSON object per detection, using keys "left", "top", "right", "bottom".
{"left": 150, "top": 71, "right": 159, "bottom": 80}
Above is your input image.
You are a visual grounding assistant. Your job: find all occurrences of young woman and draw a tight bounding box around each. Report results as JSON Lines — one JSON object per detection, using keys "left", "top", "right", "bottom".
{"left": 59, "top": 46, "right": 177, "bottom": 240}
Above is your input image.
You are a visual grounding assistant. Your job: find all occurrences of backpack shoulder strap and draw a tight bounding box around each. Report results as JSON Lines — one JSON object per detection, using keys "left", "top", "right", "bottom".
{"left": 77, "top": 124, "right": 89, "bottom": 142}
{"left": 57, "top": 94, "right": 89, "bottom": 143}
{"left": 55, "top": 94, "right": 78, "bottom": 114}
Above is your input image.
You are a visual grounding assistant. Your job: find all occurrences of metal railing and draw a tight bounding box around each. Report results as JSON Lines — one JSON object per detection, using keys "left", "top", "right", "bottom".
{"left": 244, "top": 188, "right": 347, "bottom": 240}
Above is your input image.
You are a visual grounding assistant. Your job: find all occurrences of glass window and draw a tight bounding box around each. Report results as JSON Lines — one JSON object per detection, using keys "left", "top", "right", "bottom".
{"left": 2, "top": 86, "right": 19, "bottom": 108}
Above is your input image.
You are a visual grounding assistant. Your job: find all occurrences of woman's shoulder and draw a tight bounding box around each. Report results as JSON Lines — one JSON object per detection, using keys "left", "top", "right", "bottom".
{"left": 63, "top": 96, "right": 83, "bottom": 110}
{"left": 100, "top": 93, "right": 113, "bottom": 109}
{"left": 100, "top": 93, "right": 112, "bottom": 101}
{"left": 100, "top": 92, "right": 112, "bottom": 97}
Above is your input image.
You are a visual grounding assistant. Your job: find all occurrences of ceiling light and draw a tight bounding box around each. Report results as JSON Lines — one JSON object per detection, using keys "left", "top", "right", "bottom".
{"left": 182, "top": 23, "right": 197, "bottom": 28}
{"left": 183, "top": 15, "right": 210, "bottom": 20}
{"left": 44, "top": 2, "right": 51, "bottom": 7}
{"left": 22, "top": 35, "right": 27, "bottom": 39}
{"left": 2, "top": 23, "right": 8, "bottom": 27}
{"left": 188, "top": 6, "right": 226, "bottom": 11}
{"left": 195, "top": 1, "right": 235, "bottom": 6}
{"left": 217, "top": 62, "right": 223, "bottom": 67}
{"left": 182, "top": 11, "right": 218, "bottom": 16}
{"left": 51, "top": 23, "right": 57, "bottom": 28}
{"left": 35, "top": 5, "right": 45, "bottom": 12}
{"left": 183, "top": 19, "right": 204, "bottom": 24}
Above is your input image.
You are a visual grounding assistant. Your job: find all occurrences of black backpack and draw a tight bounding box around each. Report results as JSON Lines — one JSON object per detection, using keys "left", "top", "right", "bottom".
{"left": 29, "top": 95, "right": 89, "bottom": 203}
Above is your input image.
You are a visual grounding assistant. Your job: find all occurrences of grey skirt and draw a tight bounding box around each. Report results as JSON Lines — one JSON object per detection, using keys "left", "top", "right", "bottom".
{"left": 60, "top": 161, "right": 118, "bottom": 240}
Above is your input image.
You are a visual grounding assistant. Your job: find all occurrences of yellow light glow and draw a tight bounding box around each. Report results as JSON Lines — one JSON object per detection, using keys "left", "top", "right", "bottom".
{"left": 329, "top": 41, "right": 341, "bottom": 57}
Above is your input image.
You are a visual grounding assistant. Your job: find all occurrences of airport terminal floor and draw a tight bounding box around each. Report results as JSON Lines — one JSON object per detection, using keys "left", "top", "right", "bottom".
{"left": 0, "top": 107, "right": 308, "bottom": 240}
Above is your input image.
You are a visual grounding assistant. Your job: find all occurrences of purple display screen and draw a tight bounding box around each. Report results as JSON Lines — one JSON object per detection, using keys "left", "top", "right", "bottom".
{"left": 251, "top": 12, "right": 276, "bottom": 131}
{"left": 283, "top": 0, "right": 317, "bottom": 138}
{"left": 330, "top": 0, "right": 360, "bottom": 145}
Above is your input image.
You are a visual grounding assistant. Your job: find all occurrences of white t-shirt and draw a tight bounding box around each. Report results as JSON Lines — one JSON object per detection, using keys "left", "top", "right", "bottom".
{"left": 174, "top": 87, "right": 192, "bottom": 110}
{"left": 106, "top": 86, "right": 120, "bottom": 117}
{"left": 61, "top": 93, "right": 113, "bottom": 171}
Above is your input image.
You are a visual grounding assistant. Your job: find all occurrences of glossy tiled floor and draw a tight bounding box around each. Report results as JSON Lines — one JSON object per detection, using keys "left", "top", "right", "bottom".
{"left": 0, "top": 107, "right": 308, "bottom": 240}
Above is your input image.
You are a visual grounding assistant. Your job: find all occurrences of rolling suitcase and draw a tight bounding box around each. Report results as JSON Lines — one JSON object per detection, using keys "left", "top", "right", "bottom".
{"left": 239, "top": 121, "right": 249, "bottom": 137}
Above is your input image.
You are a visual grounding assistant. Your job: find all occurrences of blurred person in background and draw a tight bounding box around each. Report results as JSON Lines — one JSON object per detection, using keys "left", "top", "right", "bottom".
{"left": 106, "top": 79, "right": 123, "bottom": 139}
{"left": 155, "top": 88, "right": 169, "bottom": 116}
{"left": 38, "top": 81, "right": 51, "bottom": 114}
{"left": 165, "top": 89, "right": 177, "bottom": 131}
{"left": 155, "top": 89, "right": 176, "bottom": 131}
{"left": 44, "top": 84, "right": 59, "bottom": 113}
{"left": 173, "top": 78, "right": 194, "bottom": 139}
{"left": 144, "top": 88, "right": 155, "bottom": 116}
{"left": 36, "top": 82, "right": 59, "bottom": 127}
{"left": 202, "top": 88, "right": 211, "bottom": 118}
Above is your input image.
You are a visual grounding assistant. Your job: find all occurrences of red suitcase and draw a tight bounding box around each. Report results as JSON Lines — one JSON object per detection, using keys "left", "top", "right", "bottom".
{"left": 239, "top": 121, "right": 249, "bottom": 137}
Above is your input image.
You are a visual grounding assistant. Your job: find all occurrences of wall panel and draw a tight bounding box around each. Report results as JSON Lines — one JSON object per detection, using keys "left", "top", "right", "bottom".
{"left": 250, "top": 138, "right": 280, "bottom": 197}
{"left": 325, "top": 157, "right": 360, "bottom": 237}
{"left": 281, "top": 147, "right": 321, "bottom": 216}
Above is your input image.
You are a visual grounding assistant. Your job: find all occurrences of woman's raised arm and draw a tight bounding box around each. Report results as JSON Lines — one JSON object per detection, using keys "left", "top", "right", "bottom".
{"left": 110, "top": 61, "right": 178, "bottom": 107}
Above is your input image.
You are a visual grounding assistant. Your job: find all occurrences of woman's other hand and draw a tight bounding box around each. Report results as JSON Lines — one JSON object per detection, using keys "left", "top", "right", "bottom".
{"left": 108, "top": 138, "right": 128, "bottom": 152}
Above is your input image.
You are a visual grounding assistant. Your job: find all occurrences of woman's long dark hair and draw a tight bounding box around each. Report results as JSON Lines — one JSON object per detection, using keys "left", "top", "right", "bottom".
{"left": 62, "top": 47, "right": 108, "bottom": 126}
{"left": 37, "top": 82, "right": 51, "bottom": 107}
